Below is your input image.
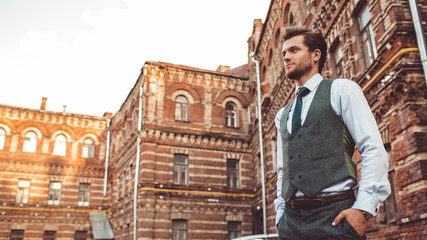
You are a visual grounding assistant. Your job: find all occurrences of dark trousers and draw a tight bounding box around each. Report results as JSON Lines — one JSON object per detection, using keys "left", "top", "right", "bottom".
{"left": 277, "top": 199, "right": 366, "bottom": 240}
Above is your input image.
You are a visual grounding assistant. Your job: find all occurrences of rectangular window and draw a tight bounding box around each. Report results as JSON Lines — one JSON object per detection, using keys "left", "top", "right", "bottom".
{"left": 127, "top": 223, "right": 131, "bottom": 239}
{"left": 43, "top": 231, "right": 56, "bottom": 240}
{"left": 10, "top": 230, "right": 24, "bottom": 240}
{"left": 172, "top": 220, "right": 187, "bottom": 240}
{"left": 384, "top": 170, "right": 398, "bottom": 223}
{"left": 358, "top": 5, "right": 377, "bottom": 67}
{"left": 16, "top": 180, "right": 31, "bottom": 204}
{"left": 48, "top": 182, "right": 61, "bottom": 205}
{"left": 78, "top": 183, "right": 90, "bottom": 206}
{"left": 227, "top": 159, "right": 239, "bottom": 188}
{"left": 227, "top": 221, "right": 241, "bottom": 239}
{"left": 118, "top": 176, "right": 122, "bottom": 199}
{"left": 333, "top": 42, "right": 344, "bottom": 77}
{"left": 75, "top": 231, "right": 87, "bottom": 240}
{"left": 174, "top": 155, "right": 187, "bottom": 185}
{"left": 82, "top": 139, "right": 94, "bottom": 158}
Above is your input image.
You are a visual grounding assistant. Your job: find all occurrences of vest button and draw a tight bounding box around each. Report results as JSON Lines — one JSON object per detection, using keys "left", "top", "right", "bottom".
{"left": 290, "top": 155, "right": 293, "bottom": 160}
{"left": 298, "top": 175, "right": 302, "bottom": 179}
{"left": 298, "top": 154, "right": 301, "bottom": 158}
{"left": 290, "top": 176, "right": 294, "bottom": 180}
{"left": 297, "top": 134, "right": 301, "bottom": 138}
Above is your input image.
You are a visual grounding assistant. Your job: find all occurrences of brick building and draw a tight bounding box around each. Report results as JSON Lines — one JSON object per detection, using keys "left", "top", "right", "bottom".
{"left": 106, "top": 61, "right": 257, "bottom": 239}
{"left": 0, "top": 101, "right": 111, "bottom": 239}
{"left": 0, "top": 0, "right": 426, "bottom": 239}
{"left": 248, "top": 0, "right": 427, "bottom": 239}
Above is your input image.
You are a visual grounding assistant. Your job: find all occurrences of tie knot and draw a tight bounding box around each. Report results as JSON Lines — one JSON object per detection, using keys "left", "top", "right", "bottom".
{"left": 297, "top": 87, "right": 310, "bottom": 97}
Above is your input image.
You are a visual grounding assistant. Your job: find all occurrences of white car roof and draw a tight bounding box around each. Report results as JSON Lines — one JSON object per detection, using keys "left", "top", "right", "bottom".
{"left": 232, "top": 233, "right": 279, "bottom": 240}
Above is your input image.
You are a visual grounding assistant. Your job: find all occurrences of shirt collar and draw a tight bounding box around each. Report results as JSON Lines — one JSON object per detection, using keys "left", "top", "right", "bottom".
{"left": 295, "top": 73, "right": 323, "bottom": 96}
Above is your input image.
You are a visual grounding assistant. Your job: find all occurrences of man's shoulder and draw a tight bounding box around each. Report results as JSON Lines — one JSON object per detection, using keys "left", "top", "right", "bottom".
{"left": 329, "top": 78, "right": 362, "bottom": 92}
{"left": 330, "top": 78, "right": 359, "bottom": 86}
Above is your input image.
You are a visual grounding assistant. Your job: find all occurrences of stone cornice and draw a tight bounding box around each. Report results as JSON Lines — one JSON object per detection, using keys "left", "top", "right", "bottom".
{"left": 160, "top": 67, "right": 250, "bottom": 93}
{"left": 139, "top": 129, "right": 250, "bottom": 152}
{"left": 0, "top": 159, "right": 104, "bottom": 177}
{"left": 0, "top": 105, "right": 107, "bottom": 130}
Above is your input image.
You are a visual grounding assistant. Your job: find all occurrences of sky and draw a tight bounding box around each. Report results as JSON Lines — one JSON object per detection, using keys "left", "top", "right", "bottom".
{"left": 0, "top": 0, "right": 270, "bottom": 116}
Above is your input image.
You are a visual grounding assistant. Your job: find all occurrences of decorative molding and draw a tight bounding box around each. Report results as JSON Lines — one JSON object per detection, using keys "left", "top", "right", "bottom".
{"left": 140, "top": 130, "right": 249, "bottom": 151}
{"left": 225, "top": 212, "right": 244, "bottom": 222}
{"left": 170, "top": 211, "right": 190, "bottom": 220}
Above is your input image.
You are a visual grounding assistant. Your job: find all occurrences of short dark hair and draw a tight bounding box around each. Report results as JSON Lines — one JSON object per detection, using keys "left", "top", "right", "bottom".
{"left": 281, "top": 27, "right": 327, "bottom": 73}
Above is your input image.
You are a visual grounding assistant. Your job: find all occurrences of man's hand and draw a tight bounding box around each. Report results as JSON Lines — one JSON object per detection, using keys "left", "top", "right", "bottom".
{"left": 331, "top": 208, "right": 368, "bottom": 236}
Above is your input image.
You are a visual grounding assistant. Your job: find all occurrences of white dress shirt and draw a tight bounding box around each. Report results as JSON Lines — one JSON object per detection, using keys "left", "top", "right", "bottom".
{"left": 274, "top": 73, "right": 391, "bottom": 225}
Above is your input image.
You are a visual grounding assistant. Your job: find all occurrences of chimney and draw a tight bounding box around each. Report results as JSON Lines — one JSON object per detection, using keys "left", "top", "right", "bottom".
{"left": 40, "top": 97, "right": 47, "bottom": 110}
{"left": 63, "top": 105, "right": 67, "bottom": 113}
{"left": 216, "top": 65, "right": 230, "bottom": 72}
{"left": 103, "top": 112, "right": 113, "bottom": 119}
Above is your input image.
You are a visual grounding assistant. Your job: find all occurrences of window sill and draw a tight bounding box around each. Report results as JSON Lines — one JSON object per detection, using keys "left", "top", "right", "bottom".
{"left": 175, "top": 119, "right": 190, "bottom": 123}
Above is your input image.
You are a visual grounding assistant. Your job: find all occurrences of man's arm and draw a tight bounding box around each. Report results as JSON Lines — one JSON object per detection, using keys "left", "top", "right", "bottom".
{"left": 331, "top": 79, "right": 391, "bottom": 234}
{"left": 332, "top": 79, "right": 391, "bottom": 214}
{"left": 274, "top": 109, "right": 285, "bottom": 226}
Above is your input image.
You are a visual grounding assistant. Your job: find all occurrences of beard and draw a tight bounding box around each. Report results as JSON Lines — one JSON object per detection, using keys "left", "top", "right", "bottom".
{"left": 285, "top": 55, "right": 313, "bottom": 80}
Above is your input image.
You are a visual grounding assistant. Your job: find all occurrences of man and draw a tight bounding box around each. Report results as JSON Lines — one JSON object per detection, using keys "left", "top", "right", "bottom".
{"left": 274, "top": 27, "right": 391, "bottom": 239}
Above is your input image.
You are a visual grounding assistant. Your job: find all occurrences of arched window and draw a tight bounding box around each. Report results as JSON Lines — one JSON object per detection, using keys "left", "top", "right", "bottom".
{"left": 82, "top": 138, "right": 95, "bottom": 158}
{"left": 53, "top": 135, "right": 67, "bottom": 156}
{"left": 23, "top": 131, "right": 37, "bottom": 152}
{"left": 225, "top": 102, "right": 237, "bottom": 128}
{"left": 175, "top": 95, "right": 188, "bottom": 121}
{"left": 0, "top": 128, "right": 5, "bottom": 150}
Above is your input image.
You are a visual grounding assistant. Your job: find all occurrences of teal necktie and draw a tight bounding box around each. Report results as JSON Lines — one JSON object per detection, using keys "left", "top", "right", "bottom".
{"left": 292, "top": 87, "right": 310, "bottom": 133}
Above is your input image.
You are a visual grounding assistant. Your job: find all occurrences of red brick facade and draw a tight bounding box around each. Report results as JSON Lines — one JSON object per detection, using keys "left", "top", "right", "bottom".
{"left": 250, "top": 0, "right": 427, "bottom": 239}
{"left": 0, "top": 0, "right": 426, "bottom": 239}
{"left": 0, "top": 104, "right": 110, "bottom": 239}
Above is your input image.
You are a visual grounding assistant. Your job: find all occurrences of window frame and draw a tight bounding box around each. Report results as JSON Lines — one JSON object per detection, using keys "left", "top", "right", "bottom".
{"left": 78, "top": 183, "right": 90, "bottom": 206}
{"left": 82, "top": 138, "right": 95, "bottom": 158}
{"left": 43, "top": 231, "right": 57, "bottom": 240}
{"left": 358, "top": 4, "right": 377, "bottom": 68}
{"left": 48, "top": 182, "right": 61, "bottom": 205}
{"left": 227, "top": 221, "right": 241, "bottom": 240}
{"left": 10, "top": 229, "right": 24, "bottom": 240}
{"left": 175, "top": 95, "right": 188, "bottom": 121}
{"left": 227, "top": 159, "right": 239, "bottom": 189}
{"left": 332, "top": 41, "right": 344, "bottom": 78}
{"left": 0, "top": 128, "right": 5, "bottom": 150}
{"left": 53, "top": 134, "right": 67, "bottom": 156}
{"left": 173, "top": 154, "right": 188, "bottom": 185}
{"left": 225, "top": 102, "right": 238, "bottom": 128}
{"left": 16, "top": 180, "right": 31, "bottom": 204}
{"left": 75, "top": 231, "right": 87, "bottom": 240}
{"left": 23, "top": 131, "right": 37, "bottom": 153}
{"left": 172, "top": 219, "right": 187, "bottom": 240}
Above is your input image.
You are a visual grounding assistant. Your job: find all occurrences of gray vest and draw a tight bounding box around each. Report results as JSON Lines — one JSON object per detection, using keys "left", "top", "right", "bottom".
{"left": 280, "top": 80, "right": 357, "bottom": 201}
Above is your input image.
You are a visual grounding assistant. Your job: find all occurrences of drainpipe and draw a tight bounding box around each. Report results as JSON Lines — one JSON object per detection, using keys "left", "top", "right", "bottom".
{"left": 103, "top": 119, "right": 111, "bottom": 197}
{"left": 134, "top": 65, "right": 147, "bottom": 240}
{"left": 362, "top": 48, "right": 419, "bottom": 92}
{"left": 409, "top": 0, "right": 427, "bottom": 86}
{"left": 250, "top": 52, "right": 267, "bottom": 235}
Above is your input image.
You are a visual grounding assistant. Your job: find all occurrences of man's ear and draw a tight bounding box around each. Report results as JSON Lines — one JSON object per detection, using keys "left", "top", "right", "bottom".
{"left": 312, "top": 49, "right": 321, "bottom": 62}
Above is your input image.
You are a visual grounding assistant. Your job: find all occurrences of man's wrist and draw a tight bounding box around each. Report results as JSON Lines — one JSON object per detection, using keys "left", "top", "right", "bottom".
{"left": 361, "top": 210, "right": 372, "bottom": 220}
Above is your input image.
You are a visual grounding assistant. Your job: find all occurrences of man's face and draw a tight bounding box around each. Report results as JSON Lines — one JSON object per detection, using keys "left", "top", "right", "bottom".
{"left": 282, "top": 35, "right": 314, "bottom": 80}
